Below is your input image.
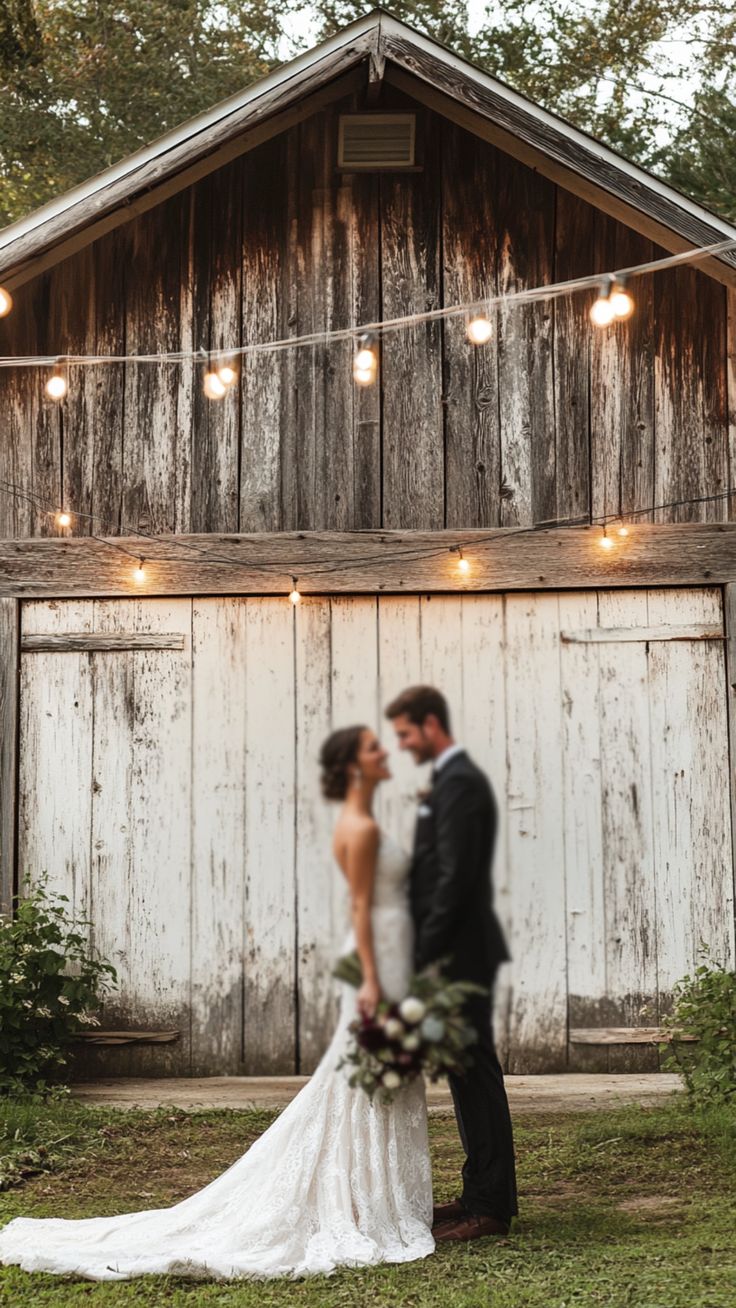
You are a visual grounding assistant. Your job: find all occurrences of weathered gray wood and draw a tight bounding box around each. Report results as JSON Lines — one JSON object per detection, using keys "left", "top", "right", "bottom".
{"left": 590, "top": 218, "right": 654, "bottom": 523}
{"left": 571, "top": 1027, "right": 697, "bottom": 1045}
{"left": 441, "top": 121, "right": 500, "bottom": 528}
{"left": 380, "top": 95, "right": 444, "bottom": 529}
{"left": 6, "top": 525, "right": 736, "bottom": 597}
{"left": 723, "top": 583, "right": 736, "bottom": 948}
{"left": 553, "top": 189, "right": 594, "bottom": 523}
{"left": 21, "top": 632, "right": 186, "bottom": 651}
{"left": 560, "top": 624, "right": 723, "bottom": 643}
{"left": 0, "top": 598, "right": 18, "bottom": 915}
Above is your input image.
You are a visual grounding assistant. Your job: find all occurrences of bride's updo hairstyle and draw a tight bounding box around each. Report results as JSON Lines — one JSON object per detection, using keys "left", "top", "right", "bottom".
{"left": 319, "top": 725, "right": 366, "bottom": 800}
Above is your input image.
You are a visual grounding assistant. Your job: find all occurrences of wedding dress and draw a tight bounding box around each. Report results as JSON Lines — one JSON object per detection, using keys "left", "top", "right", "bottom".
{"left": 0, "top": 832, "right": 434, "bottom": 1280}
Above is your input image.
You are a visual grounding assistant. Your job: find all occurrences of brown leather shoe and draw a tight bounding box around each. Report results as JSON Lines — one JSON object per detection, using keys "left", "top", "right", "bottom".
{"left": 432, "top": 1198, "right": 465, "bottom": 1225}
{"left": 433, "top": 1213, "right": 510, "bottom": 1242}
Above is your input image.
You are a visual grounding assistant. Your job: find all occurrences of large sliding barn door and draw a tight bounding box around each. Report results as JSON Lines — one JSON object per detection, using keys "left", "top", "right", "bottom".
{"left": 18, "top": 589, "right": 735, "bottom": 1075}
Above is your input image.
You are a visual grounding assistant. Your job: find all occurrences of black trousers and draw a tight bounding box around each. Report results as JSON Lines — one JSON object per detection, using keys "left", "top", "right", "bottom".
{"left": 447, "top": 988, "right": 518, "bottom": 1222}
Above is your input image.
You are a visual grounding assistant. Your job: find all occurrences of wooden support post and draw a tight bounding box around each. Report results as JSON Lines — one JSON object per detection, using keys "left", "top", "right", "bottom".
{"left": 0, "top": 598, "right": 19, "bottom": 915}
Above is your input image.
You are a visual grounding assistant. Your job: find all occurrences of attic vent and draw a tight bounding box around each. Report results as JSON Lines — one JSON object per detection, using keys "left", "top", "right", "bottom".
{"left": 338, "top": 114, "right": 416, "bottom": 170}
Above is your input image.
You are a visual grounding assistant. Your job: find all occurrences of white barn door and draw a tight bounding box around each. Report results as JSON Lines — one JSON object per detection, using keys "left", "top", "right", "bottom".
{"left": 18, "top": 588, "right": 735, "bottom": 1075}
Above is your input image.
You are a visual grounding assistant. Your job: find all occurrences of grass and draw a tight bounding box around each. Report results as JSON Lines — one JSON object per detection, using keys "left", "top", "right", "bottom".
{"left": 0, "top": 1091, "right": 734, "bottom": 1307}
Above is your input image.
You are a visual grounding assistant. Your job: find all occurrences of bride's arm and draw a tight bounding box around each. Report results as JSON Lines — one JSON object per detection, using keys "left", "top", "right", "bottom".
{"left": 345, "top": 821, "right": 381, "bottom": 1017}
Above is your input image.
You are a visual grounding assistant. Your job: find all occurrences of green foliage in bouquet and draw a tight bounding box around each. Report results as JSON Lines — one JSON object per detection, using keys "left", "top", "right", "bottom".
{"left": 659, "top": 953, "right": 736, "bottom": 1107}
{"left": 0, "top": 876, "right": 118, "bottom": 1095}
{"left": 332, "top": 949, "right": 486, "bottom": 1104}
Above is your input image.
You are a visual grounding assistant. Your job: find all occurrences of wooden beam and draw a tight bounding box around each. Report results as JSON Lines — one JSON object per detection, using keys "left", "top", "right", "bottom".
{"left": 21, "top": 632, "right": 187, "bottom": 652}
{"left": 383, "top": 63, "right": 736, "bottom": 292}
{"left": 570, "top": 1027, "right": 698, "bottom": 1045}
{"left": 560, "top": 623, "right": 723, "bottom": 643}
{"left": 2, "top": 525, "right": 736, "bottom": 599}
{"left": 71, "top": 1030, "right": 180, "bottom": 1045}
{"left": 0, "top": 598, "right": 18, "bottom": 915}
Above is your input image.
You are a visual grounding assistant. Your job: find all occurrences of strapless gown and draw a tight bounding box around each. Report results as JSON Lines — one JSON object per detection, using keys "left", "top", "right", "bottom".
{"left": 0, "top": 831, "right": 434, "bottom": 1280}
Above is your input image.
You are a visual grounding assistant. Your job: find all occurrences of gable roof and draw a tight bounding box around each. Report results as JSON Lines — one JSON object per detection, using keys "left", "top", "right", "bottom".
{"left": 2, "top": 8, "right": 735, "bottom": 290}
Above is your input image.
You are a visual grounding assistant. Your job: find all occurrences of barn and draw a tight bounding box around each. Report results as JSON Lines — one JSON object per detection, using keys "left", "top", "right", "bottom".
{"left": 1, "top": 9, "right": 735, "bottom": 1079}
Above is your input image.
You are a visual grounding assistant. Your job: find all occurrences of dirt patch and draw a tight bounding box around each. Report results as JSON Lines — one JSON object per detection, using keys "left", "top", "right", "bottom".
{"left": 617, "top": 1195, "right": 686, "bottom": 1217}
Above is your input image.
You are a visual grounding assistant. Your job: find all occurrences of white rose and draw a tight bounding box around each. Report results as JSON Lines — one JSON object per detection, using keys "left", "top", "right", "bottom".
{"left": 399, "top": 997, "right": 426, "bottom": 1024}
{"left": 382, "top": 1071, "right": 402, "bottom": 1090}
{"left": 383, "top": 1018, "right": 404, "bottom": 1039}
{"left": 402, "top": 1033, "right": 421, "bottom": 1051}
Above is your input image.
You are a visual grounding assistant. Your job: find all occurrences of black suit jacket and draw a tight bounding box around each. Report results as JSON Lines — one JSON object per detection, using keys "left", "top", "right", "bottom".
{"left": 410, "top": 750, "right": 510, "bottom": 985}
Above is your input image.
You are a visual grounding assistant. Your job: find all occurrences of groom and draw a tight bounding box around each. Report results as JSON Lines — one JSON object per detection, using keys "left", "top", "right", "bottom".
{"left": 386, "top": 685, "right": 518, "bottom": 1240}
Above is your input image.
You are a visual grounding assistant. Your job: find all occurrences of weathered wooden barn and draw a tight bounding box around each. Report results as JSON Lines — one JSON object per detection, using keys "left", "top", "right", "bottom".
{"left": 1, "top": 10, "right": 736, "bottom": 1078}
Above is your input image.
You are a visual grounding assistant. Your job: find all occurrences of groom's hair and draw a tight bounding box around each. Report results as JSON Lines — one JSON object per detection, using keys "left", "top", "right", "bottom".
{"left": 384, "top": 685, "right": 451, "bottom": 732}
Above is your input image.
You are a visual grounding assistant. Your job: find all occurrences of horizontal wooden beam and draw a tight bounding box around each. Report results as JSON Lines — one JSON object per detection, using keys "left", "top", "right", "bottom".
{"left": 570, "top": 1027, "right": 698, "bottom": 1045}
{"left": 1, "top": 525, "right": 736, "bottom": 599}
{"left": 71, "top": 1030, "right": 180, "bottom": 1045}
{"left": 560, "top": 623, "right": 723, "bottom": 644}
{"left": 21, "top": 632, "right": 187, "bottom": 652}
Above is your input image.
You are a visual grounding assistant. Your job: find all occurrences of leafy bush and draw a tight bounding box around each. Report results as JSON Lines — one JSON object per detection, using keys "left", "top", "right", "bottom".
{"left": 0, "top": 876, "right": 118, "bottom": 1095}
{"left": 660, "top": 955, "right": 736, "bottom": 1107}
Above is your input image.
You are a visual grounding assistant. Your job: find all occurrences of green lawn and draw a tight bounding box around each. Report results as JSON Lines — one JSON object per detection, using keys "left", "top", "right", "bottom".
{"left": 0, "top": 1092, "right": 734, "bottom": 1307}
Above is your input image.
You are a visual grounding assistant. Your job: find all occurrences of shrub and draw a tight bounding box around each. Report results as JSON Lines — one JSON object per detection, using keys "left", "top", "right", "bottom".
{"left": 0, "top": 876, "right": 118, "bottom": 1094}
{"left": 660, "top": 955, "right": 736, "bottom": 1107}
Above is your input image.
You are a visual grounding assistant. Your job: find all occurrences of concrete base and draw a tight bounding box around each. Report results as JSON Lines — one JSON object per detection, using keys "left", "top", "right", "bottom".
{"left": 70, "top": 1072, "right": 682, "bottom": 1114}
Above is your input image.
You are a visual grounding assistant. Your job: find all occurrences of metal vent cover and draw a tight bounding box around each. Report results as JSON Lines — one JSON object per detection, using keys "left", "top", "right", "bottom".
{"left": 338, "top": 114, "right": 416, "bottom": 170}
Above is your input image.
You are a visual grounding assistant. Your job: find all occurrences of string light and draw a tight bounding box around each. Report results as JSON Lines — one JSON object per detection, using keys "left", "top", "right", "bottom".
{"left": 133, "top": 559, "right": 146, "bottom": 583}
{"left": 466, "top": 313, "right": 493, "bottom": 345}
{"left": 609, "top": 278, "right": 635, "bottom": 320}
{"left": 203, "top": 350, "right": 227, "bottom": 400}
{"left": 0, "top": 286, "right": 12, "bottom": 318}
{"left": 353, "top": 333, "right": 378, "bottom": 386}
{"left": 55, "top": 509, "right": 72, "bottom": 528}
{"left": 590, "top": 281, "right": 616, "bottom": 327}
{"left": 289, "top": 577, "right": 301, "bottom": 605}
{"left": 216, "top": 359, "right": 238, "bottom": 387}
{"left": 45, "top": 360, "right": 68, "bottom": 400}
{"left": 618, "top": 523, "right": 630, "bottom": 537}
{"left": 453, "top": 547, "right": 470, "bottom": 574}
{"left": 599, "top": 526, "right": 614, "bottom": 550}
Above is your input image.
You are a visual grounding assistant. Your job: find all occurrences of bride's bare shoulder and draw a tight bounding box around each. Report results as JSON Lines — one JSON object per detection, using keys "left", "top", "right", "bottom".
{"left": 332, "top": 814, "right": 380, "bottom": 869}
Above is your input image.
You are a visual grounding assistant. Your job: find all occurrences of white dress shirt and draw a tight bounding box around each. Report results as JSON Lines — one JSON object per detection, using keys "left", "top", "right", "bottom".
{"left": 432, "top": 743, "right": 464, "bottom": 774}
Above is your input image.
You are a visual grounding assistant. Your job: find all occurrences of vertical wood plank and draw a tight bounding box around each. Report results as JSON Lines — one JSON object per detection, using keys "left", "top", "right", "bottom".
{"left": 646, "top": 588, "right": 734, "bottom": 993}
{"left": 597, "top": 590, "right": 658, "bottom": 1071}
{"left": 496, "top": 160, "right": 555, "bottom": 526}
{"left": 190, "top": 597, "right": 248, "bottom": 1074}
{"left": 18, "top": 600, "right": 94, "bottom": 916}
{"left": 377, "top": 597, "right": 425, "bottom": 852}
{"left": 727, "top": 290, "right": 736, "bottom": 521}
{"left": 558, "top": 591, "right": 608, "bottom": 1071}
{"left": 240, "top": 137, "right": 289, "bottom": 532}
{"left": 553, "top": 191, "right": 595, "bottom": 523}
{"left": 0, "top": 599, "right": 19, "bottom": 915}
{"left": 723, "top": 584, "right": 736, "bottom": 951}
{"left": 590, "top": 219, "right": 655, "bottom": 523}
{"left": 91, "top": 230, "right": 126, "bottom": 533}
{"left": 294, "top": 596, "right": 334, "bottom": 1072}
{"left": 459, "top": 594, "right": 511, "bottom": 1061}
{"left": 243, "top": 598, "right": 297, "bottom": 1072}
{"left": 87, "top": 598, "right": 192, "bottom": 1076}
{"left": 442, "top": 122, "right": 501, "bottom": 527}
{"left": 503, "top": 593, "right": 568, "bottom": 1070}
{"left": 381, "top": 102, "right": 444, "bottom": 529}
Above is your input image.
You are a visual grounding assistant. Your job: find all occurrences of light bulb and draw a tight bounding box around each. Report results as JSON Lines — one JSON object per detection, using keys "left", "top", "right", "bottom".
{"left": 354, "top": 347, "right": 375, "bottom": 371}
{"left": 216, "top": 362, "right": 238, "bottom": 386}
{"left": 618, "top": 524, "right": 629, "bottom": 537}
{"left": 203, "top": 370, "right": 227, "bottom": 399}
{"left": 590, "top": 294, "right": 615, "bottom": 327}
{"left": 0, "top": 286, "right": 12, "bottom": 317}
{"left": 56, "top": 510, "right": 72, "bottom": 528}
{"left": 457, "top": 552, "right": 470, "bottom": 574}
{"left": 599, "top": 531, "right": 614, "bottom": 551}
{"left": 133, "top": 561, "right": 146, "bottom": 583}
{"left": 353, "top": 365, "right": 376, "bottom": 387}
{"left": 610, "top": 285, "right": 635, "bottom": 320}
{"left": 466, "top": 315, "right": 493, "bottom": 345}
{"left": 46, "top": 372, "right": 68, "bottom": 400}
{"left": 289, "top": 584, "right": 301, "bottom": 605}
{"left": 353, "top": 333, "right": 378, "bottom": 385}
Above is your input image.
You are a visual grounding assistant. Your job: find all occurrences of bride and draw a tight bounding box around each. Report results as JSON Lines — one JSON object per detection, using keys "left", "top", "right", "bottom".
{"left": 0, "top": 725, "right": 435, "bottom": 1281}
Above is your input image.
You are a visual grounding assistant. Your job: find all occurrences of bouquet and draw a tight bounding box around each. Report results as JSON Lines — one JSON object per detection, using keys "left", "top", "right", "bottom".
{"left": 332, "top": 950, "right": 487, "bottom": 1103}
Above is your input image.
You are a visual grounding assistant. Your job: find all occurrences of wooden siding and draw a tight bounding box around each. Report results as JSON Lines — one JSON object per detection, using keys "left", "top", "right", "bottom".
{"left": 17, "top": 588, "right": 735, "bottom": 1077}
{"left": 0, "top": 91, "right": 733, "bottom": 541}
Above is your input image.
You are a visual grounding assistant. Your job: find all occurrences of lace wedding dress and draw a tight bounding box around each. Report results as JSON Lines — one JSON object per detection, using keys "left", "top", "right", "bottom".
{"left": 0, "top": 832, "right": 434, "bottom": 1281}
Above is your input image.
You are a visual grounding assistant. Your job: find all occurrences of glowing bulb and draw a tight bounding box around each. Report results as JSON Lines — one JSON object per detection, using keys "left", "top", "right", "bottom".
{"left": 353, "top": 333, "right": 378, "bottom": 386}
{"left": 466, "top": 315, "right": 493, "bottom": 345}
{"left": 457, "top": 552, "right": 470, "bottom": 574}
{"left": 599, "top": 531, "right": 614, "bottom": 551}
{"left": 216, "top": 361, "right": 238, "bottom": 386}
{"left": 354, "top": 347, "right": 375, "bottom": 370}
{"left": 133, "top": 560, "right": 146, "bottom": 583}
{"left": 46, "top": 371, "right": 68, "bottom": 400}
{"left": 618, "top": 524, "right": 629, "bottom": 537}
{"left": 56, "top": 510, "right": 72, "bottom": 528}
{"left": 203, "top": 370, "right": 227, "bottom": 399}
{"left": 610, "top": 285, "right": 635, "bottom": 320}
{"left": 289, "top": 581, "right": 301, "bottom": 605}
{"left": 590, "top": 293, "right": 615, "bottom": 327}
{"left": 0, "top": 286, "right": 12, "bottom": 317}
{"left": 353, "top": 365, "right": 376, "bottom": 386}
